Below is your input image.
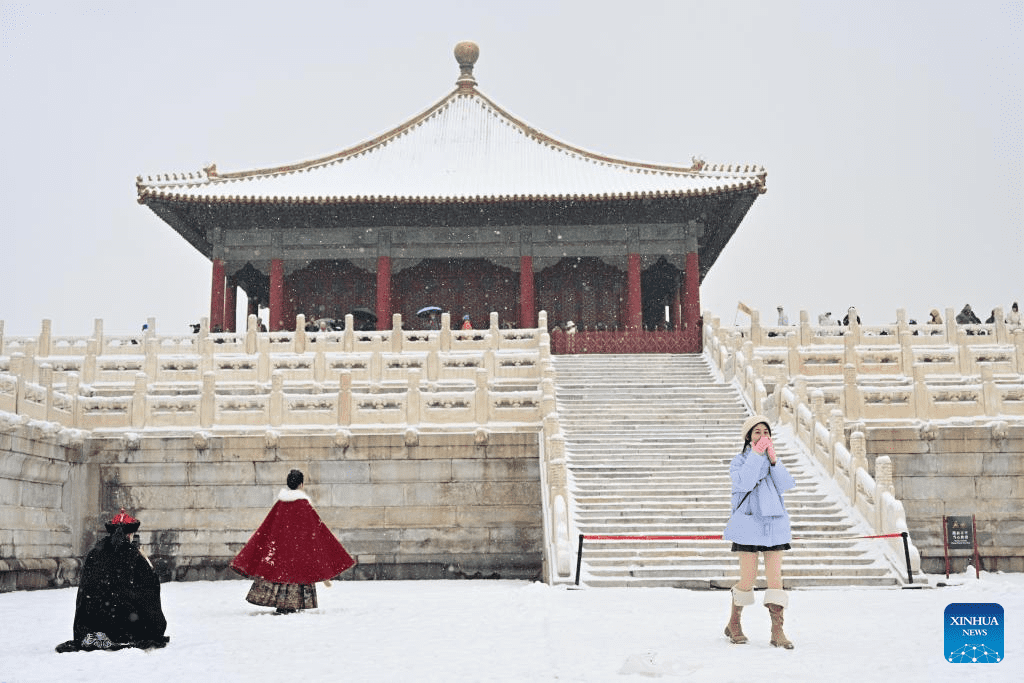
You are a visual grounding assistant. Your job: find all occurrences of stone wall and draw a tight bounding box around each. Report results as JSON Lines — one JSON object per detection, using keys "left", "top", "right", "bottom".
{"left": 0, "top": 416, "right": 93, "bottom": 590}
{"left": 91, "top": 429, "right": 543, "bottom": 583}
{"left": 865, "top": 423, "right": 1024, "bottom": 573}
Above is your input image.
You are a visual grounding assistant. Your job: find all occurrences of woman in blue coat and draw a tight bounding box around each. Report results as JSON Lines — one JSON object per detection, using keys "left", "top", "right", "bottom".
{"left": 722, "top": 415, "right": 796, "bottom": 648}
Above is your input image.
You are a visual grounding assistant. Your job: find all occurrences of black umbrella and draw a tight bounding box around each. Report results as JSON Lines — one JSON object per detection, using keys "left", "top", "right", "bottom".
{"left": 350, "top": 308, "right": 377, "bottom": 322}
{"left": 417, "top": 306, "right": 442, "bottom": 318}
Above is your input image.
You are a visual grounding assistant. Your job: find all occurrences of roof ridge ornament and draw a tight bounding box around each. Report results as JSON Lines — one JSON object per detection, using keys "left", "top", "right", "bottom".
{"left": 454, "top": 41, "right": 479, "bottom": 90}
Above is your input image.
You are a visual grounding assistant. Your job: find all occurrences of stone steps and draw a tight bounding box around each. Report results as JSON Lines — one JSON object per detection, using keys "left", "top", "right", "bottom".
{"left": 553, "top": 353, "right": 903, "bottom": 588}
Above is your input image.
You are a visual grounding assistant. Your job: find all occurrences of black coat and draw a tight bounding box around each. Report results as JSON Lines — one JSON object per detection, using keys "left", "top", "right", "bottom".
{"left": 71, "top": 535, "right": 168, "bottom": 644}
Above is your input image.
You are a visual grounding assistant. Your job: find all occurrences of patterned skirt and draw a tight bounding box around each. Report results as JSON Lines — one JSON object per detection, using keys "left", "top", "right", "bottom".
{"left": 245, "top": 577, "right": 318, "bottom": 611}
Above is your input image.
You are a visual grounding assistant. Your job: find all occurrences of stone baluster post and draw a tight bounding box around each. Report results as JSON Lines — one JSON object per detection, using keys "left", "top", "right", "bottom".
{"left": 1015, "top": 329, "right": 1024, "bottom": 373}
{"left": 543, "top": 413, "right": 559, "bottom": 440}
{"left": 844, "top": 332, "right": 858, "bottom": 372}
{"left": 956, "top": 328, "right": 969, "bottom": 374}
{"left": 489, "top": 312, "right": 500, "bottom": 350}
{"left": 750, "top": 310, "right": 762, "bottom": 346}
{"left": 83, "top": 340, "right": 97, "bottom": 385}
{"left": 39, "top": 363, "right": 54, "bottom": 421}
{"left": 270, "top": 371, "right": 284, "bottom": 427}
{"left": 9, "top": 353, "right": 24, "bottom": 412}
{"left": 794, "top": 377, "right": 808, "bottom": 406}
{"left": 944, "top": 308, "right": 956, "bottom": 342}
{"left": 21, "top": 340, "right": 37, "bottom": 383}
{"left": 994, "top": 307, "right": 1007, "bottom": 343}
{"left": 92, "top": 319, "right": 104, "bottom": 354}
{"left": 343, "top": 314, "right": 355, "bottom": 353}
{"left": 843, "top": 363, "right": 861, "bottom": 420}
{"left": 811, "top": 389, "right": 826, "bottom": 427}
{"left": 899, "top": 330, "right": 914, "bottom": 376}
{"left": 391, "top": 314, "right": 403, "bottom": 353}
{"left": 246, "top": 314, "right": 258, "bottom": 355}
{"left": 337, "top": 372, "right": 352, "bottom": 426}
{"left": 896, "top": 308, "right": 909, "bottom": 338}
{"left": 787, "top": 331, "right": 800, "bottom": 376}
{"left": 828, "top": 409, "right": 845, "bottom": 475}
{"left": 145, "top": 337, "right": 158, "bottom": 379}
{"left": 981, "top": 365, "right": 999, "bottom": 416}
{"left": 541, "top": 377, "right": 556, "bottom": 418}
{"left": 848, "top": 307, "right": 862, "bottom": 344}
{"left": 257, "top": 334, "right": 271, "bottom": 383}
{"left": 474, "top": 368, "right": 488, "bottom": 424}
{"left": 131, "top": 372, "right": 147, "bottom": 429}
{"left": 799, "top": 309, "right": 811, "bottom": 345}
{"left": 912, "top": 364, "right": 930, "bottom": 420}
{"left": 199, "top": 334, "right": 214, "bottom": 377}
{"left": 370, "top": 336, "right": 383, "bottom": 383}
{"left": 39, "top": 319, "right": 52, "bottom": 358}
{"left": 850, "top": 430, "right": 868, "bottom": 504}
{"left": 407, "top": 368, "right": 421, "bottom": 426}
{"left": 427, "top": 348, "right": 439, "bottom": 382}
{"left": 313, "top": 335, "right": 326, "bottom": 383}
{"left": 440, "top": 313, "right": 452, "bottom": 352}
{"left": 67, "top": 372, "right": 80, "bottom": 428}
{"left": 0, "top": 320, "right": 5, "bottom": 355}
{"left": 294, "top": 314, "right": 307, "bottom": 354}
{"left": 200, "top": 371, "right": 215, "bottom": 428}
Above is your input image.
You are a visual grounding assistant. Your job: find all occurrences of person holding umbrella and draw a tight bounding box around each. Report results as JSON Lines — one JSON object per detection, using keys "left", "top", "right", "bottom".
{"left": 417, "top": 305, "right": 442, "bottom": 330}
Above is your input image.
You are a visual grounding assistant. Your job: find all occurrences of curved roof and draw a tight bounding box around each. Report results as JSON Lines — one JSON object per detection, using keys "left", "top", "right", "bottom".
{"left": 137, "top": 50, "right": 766, "bottom": 206}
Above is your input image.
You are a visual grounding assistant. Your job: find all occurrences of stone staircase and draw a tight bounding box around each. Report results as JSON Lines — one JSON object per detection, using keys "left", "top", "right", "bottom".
{"left": 553, "top": 353, "right": 906, "bottom": 588}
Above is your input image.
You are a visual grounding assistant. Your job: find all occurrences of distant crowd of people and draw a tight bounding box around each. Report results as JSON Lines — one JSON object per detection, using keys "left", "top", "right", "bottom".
{"left": 768, "top": 302, "right": 1021, "bottom": 334}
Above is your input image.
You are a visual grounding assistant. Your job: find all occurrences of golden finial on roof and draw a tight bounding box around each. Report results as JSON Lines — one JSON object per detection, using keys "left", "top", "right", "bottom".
{"left": 454, "top": 41, "right": 479, "bottom": 89}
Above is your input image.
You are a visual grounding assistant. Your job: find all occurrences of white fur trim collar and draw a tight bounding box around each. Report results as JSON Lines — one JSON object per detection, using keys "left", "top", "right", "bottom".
{"left": 277, "top": 488, "right": 311, "bottom": 503}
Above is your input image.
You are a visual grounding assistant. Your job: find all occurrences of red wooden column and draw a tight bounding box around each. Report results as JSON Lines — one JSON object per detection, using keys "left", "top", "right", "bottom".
{"left": 269, "top": 259, "right": 285, "bottom": 331}
{"left": 682, "top": 250, "right": 701, "bottom": 346}
{"left": 224, "top": 276, "right": 237, "bottom": 333}
{"left": 376, "top": 255, "right": 392, "bottom": 331}
{"left": 626, "top": 253, "right": 642, "bottom": 330}
{"left": 519, "top": 255, "right": 535, "bottom": 329}
{"left": 210, "top": 258, "right": 226, "bottom": 332}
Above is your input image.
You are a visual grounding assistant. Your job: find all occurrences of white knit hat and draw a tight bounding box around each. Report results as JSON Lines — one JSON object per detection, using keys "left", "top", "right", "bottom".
{"left": 741, "top": 414, "right": 772, "bottom": 440}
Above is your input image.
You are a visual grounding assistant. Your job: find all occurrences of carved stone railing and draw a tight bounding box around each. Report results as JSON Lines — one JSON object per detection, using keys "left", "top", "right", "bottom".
{"left": 0, "top": 312, "right": 547, "bottom": 432}
{"left": 704, "top": 308, "right": 1024, "bottom": 423}
{"left": 704, "top": 317, "right": 923, "bottom": 580}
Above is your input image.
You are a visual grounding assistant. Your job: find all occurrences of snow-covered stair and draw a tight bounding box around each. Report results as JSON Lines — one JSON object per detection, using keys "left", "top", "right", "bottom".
{"left": 554, "top": 353, "right": 904, "bottom": 588}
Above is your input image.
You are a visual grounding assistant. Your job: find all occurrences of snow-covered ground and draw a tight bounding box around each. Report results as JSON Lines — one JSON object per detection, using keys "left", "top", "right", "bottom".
{"left": 0, "top": 569, "right": 1019, "bottom": 682}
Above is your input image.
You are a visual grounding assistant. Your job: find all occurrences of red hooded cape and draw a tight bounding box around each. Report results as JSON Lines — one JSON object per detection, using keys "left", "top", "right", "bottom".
{"left": 230, "top": 492, "right": 355, "bottom": 584}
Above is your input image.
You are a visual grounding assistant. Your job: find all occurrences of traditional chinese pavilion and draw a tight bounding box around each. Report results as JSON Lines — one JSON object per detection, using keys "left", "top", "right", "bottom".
{"left": 136, "top": 42, "right": 766, "bottom": 351}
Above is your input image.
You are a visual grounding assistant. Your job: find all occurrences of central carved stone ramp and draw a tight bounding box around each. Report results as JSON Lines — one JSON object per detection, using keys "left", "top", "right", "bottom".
{"left": 553, "top": 353, "right": 902, "bottom": 588}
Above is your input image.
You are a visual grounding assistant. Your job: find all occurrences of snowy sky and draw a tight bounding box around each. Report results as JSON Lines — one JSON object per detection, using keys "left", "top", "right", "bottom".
{"left": 1, "top": 0, "right": 1021, "bottom": 336}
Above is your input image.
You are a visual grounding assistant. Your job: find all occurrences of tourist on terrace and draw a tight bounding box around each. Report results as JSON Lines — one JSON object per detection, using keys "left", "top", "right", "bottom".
{"left": 56, "top": 509, "right": 169, "bottom": 652}
{"left": 231, "top": 470, "right": 355, "bottom": 614}
{"left": 955, "top": 304, "right": 981, "bottom": 325}
{"left": 722, "top": 415, "right": 796, "bottom": 649}
{"left": 842, "top": 307, "right": 861, "bottom": 326}
{"left": 776, "top": 306, "right": 789, "bottom": 325}
{"left": 461, "top": 314, "right": 473, "bottom": 330}
{"left": 1007, "top": 302, "right": 1022, "bottom": 329}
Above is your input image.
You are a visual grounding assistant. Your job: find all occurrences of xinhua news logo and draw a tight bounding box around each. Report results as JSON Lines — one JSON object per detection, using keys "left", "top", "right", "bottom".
{"left": 944, "top": 603, "right": 1003, "bottom": 663}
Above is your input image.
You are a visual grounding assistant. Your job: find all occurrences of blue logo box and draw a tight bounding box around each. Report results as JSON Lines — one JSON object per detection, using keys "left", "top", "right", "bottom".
{"left": 945, "top": 603, "right": 1003, "bottom": 663}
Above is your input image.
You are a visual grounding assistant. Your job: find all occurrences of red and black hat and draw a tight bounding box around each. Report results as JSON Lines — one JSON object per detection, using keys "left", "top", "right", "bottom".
{"left": 104, "top": 508, "right": 141, "bottom": 534}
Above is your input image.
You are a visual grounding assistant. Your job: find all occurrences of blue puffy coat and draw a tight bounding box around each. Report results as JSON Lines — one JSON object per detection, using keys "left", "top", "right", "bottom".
{"left": 723, "top": 447, "right": 796, "bottom": 547}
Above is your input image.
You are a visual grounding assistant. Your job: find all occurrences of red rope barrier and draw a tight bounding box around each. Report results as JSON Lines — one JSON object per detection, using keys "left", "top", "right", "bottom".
{"left": 581, "top": 532, "right": 905, "bottom": 541}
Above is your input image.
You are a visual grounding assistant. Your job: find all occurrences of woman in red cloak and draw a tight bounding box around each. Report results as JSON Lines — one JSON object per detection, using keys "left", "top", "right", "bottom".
{"left": 230, "top": 469, "right": 355, "bottom": 613}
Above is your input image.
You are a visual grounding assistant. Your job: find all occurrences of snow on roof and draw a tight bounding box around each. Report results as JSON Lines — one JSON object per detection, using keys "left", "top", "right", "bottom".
{"left": 136, "top": 43, "right": 766, "bottom": 205}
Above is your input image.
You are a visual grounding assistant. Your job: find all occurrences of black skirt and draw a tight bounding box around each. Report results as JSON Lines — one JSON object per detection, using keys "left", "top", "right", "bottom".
{"left": 731, "top": 542, "right": 792, "bottom": 553}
